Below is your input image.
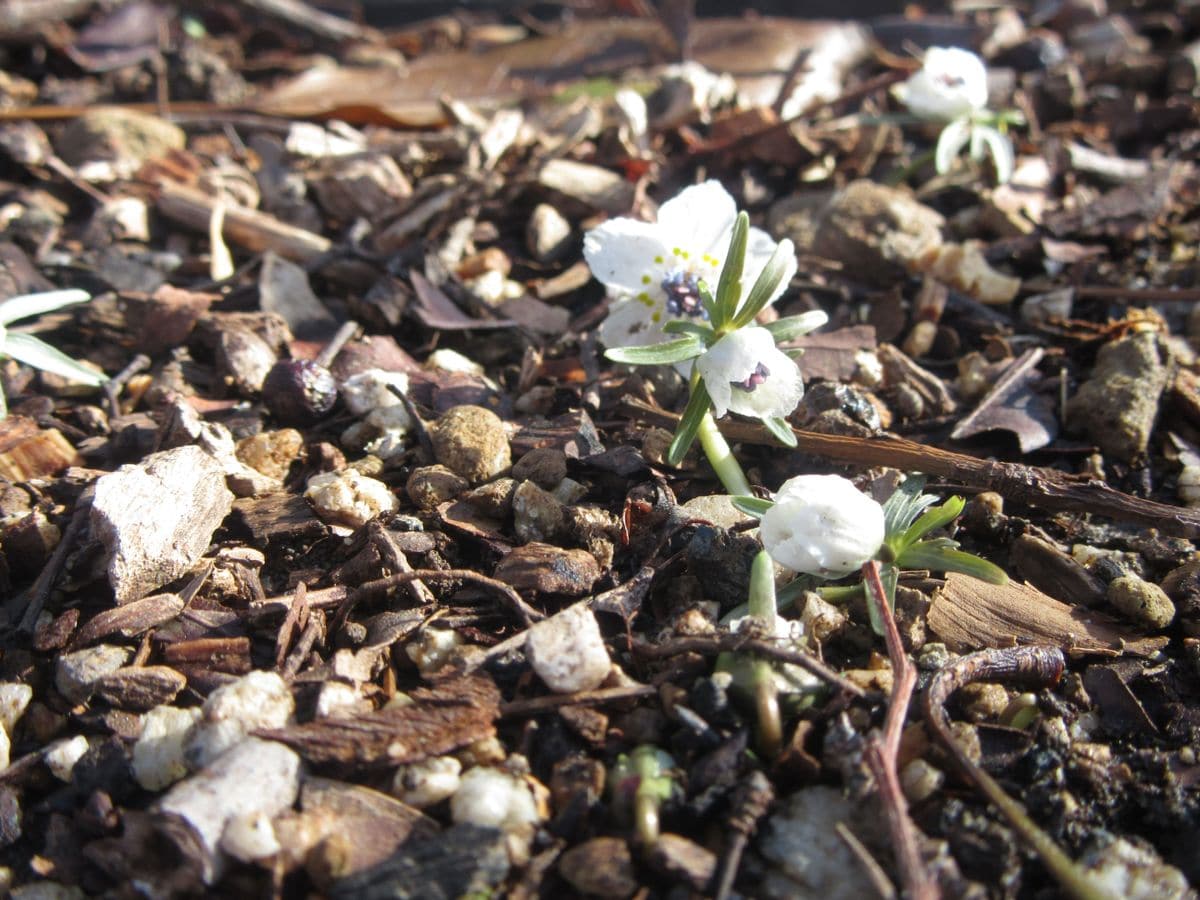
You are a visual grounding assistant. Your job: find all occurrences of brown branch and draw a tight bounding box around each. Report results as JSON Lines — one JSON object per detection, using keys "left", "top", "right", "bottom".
{"left": 500, "top": 684, "right": 657, "bottom": 717}
{"left": 618, "top": 397, "right": 1200, "bottom": 539}
{"left": 862, "top": 560, "right": 937, "bottom": 900}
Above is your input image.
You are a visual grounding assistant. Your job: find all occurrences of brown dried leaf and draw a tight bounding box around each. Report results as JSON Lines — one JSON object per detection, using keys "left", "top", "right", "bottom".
{"left": 950, "top": 348, "right": 1058, "bottom": 453}
{"left": 258, "top": 675, "right": 500, "bottom": 767}
{"left": 71, "top": 592, "right": 185, "bottom": 649}
{"left": 928, "top": 573, "right": 1169, "bottom": 657}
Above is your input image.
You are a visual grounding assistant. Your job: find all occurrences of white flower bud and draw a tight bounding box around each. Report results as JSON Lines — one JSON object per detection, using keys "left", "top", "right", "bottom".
{"left": 894, "top": 46, "right": 989, "bottom": 121}
{"left": 760, "top": 474, "right": 885, "bottom": 577}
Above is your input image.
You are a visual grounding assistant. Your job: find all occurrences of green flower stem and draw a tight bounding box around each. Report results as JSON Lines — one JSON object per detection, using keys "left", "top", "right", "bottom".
{"left": 697, "top": 409, "right": 751, "bottom": 497}
{"left": 748, "top": 550, "right": 783, "bottom": 758}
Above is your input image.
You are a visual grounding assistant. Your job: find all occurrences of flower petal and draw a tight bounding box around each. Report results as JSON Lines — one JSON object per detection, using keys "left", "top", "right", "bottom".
{"left": 897, "top": 46, "right": 989, "bottom": 121}
{"left": 583, "top": 218, "right": 670, "bottom": 294}
{"left": 741, "top": 228, "right": 797, "bottom": 311}
{"left": 599, "top": 295, "right": 669, "bottom": 350}
{"left": 695, "top": 327, "right": 782, "bottom": 418}
{"left": 655, "top": 180, "right": 738, "bottom": 257}
{"left": 724, "top": 347, "right": 804, "bottom": 419}
{"left": 975, "top": 125, "right": 1014, "bottom": 184}
{"left": 760, "top": 474, "right": 886, "bottom": 577}
{"left": 935, "top": 116, "right": 973, "bottom": 175}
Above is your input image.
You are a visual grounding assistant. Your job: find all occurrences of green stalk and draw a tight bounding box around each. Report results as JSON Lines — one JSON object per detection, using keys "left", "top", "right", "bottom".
{"left": 748, "top": 550, "right": 783, "bottom": 758}
{"left": 697, "top": 409, "right": 751, "bottom": 497}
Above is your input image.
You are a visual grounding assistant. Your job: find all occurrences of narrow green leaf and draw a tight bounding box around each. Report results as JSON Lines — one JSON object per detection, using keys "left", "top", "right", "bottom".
{"left": 865, "top": 563, "right": 898, "bottom": 636}
{"left": 882, "top": 475, "right": 935, "bottom": 542}
{"left": 762, "top": 416, "right": 797, "bottom": 447}
{"left": 697, "top": 280, "right": 719, "bottom": 325}
{"left": 731, "top": 239, "right": 795, "bottom": 329}
{"left": 900, "top": 496, "right": 965, "bottom": 549}
{"left": 763, "top": 310, "right": 829, "bottom": 343}
{"left": 713, "top": 212, "right": 748, "bottom": 328}
{"left": 605, "top": 336, "right": 703, "bottom": 366}
{"left": 747, "top": 549, "right": 777, "bottom": 623}
{"left": 0, "top": 289, "right": 91, "bottom": 327}
{"left": 662, "top": 319, "right": 715, "bottom": 341}
{"left": 731, "top": 496, "right": 774, "bottom": 517}
{"left": 896, "top": 542, "right": 1008, "bottom": 584}
{"left": 666, "top": 381, "right": 712, "bottom": 466}
{"left": 2, "top": 333, "right": 107, "bottom": 385}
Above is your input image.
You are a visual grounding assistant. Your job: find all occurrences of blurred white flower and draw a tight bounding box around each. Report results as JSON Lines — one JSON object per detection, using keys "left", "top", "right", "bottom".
{"left": 760, "top": 474, "right": 885, "bottom": 577}
{"left": 695, "top": 326, "right": 804, "bottom": 421}
{"left": 935, "top": 117, "right": 1015, "bottom": 184}
{"left": 584, "top": 180, "right": 796, "bottom": 351}
{"left": 894, "top": 46, "right": 988, "bottom": 122}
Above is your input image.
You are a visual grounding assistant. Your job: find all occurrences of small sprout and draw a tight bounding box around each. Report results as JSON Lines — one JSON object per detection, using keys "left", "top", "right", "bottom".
{"left": 609, "top": 745, "right": 678, "bottom": 845}
{"left": 0, "top": 288, "right": 106, "bottom": 418}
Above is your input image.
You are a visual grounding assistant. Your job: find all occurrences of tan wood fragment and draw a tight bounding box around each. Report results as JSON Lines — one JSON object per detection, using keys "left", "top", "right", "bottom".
{"left": 928, "top": 573, "right": 1169, "bottom": 657}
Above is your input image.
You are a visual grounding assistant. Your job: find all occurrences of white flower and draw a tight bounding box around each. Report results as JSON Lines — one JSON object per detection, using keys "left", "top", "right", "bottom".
{"left": 935, "top": 117, "right": 1015, "bottom": 184}
{"left": 894, "top": 46, "right": 989, "bottom": 122}
{"left": 760, "top": 474, "right": 885, "bottom": 577}
{"left": 695, "top": 326, "right": 804, "bottom": 420}
{"left": 584, "top": 180, "right": 797, "bottom": 350}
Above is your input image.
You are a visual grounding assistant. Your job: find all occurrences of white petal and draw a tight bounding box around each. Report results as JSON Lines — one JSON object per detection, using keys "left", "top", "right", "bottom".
{"left": 741, "top": 231, "right": 797, "bottom": 313}
{"left": 0, "top": 289, "right": 91, "bottom": 326}
{"left": 655, "top": 180, "right": 739, "bottom": 257}
{"left": 695, "top": 327, "right": 777, "bottom": 418}
{"left": 598, "top": 295, "right": 670, "bottom": 350}
{"left": 976, "top": 126, "right": 1014, "bottom": 183}
{"left": 583, "top": 218, "right": 670, "bottom": 294}
{"left": 724, "top": 347, "right": 804, "bottom": 419}
{"left": 899, "top": 46, "right": 989, "bottom": 121}
{"left": 935, "top": 117, "right": 973, "bottom": 174}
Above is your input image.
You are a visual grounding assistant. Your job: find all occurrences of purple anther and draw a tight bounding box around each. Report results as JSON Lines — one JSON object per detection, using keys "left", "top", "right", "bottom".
{"left": 733, "top": 362, "right": 770, "bottom": 392}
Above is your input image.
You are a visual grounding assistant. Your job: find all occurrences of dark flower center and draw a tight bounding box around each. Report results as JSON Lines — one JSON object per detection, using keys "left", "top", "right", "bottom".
{"left": 936, "top": 73, "right": 966, "bottom": 89}
{"left": 732, "top": 362, "right": 770, "bottom": 392}
{"left": 661, "top": 270, "right": 707, "bottom": 318}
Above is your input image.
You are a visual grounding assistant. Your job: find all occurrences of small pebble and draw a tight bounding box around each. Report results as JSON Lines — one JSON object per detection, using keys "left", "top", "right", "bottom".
{"left": 464, "top": 477, "right": 517, "bottom": 517}
{"left": 235, "top": 429, "right": 304, "bottom": 481}
{"left": 512, "top": 480, "right": 564, "bottom": 543}
{"left": 558, "top": 837, "right": 637, "bottom": 899}
{"left": 392, "top": 756, "right": 463, "bottom": 808}
{"left": 430, "top": 405, "right": 511, "bottom": 483}
{"left": 406, "top": 465, "right": 468, "bottom": 511}
{"left": 304, "top": 469, "right": 398, "bottom": 529}
{"left": 406, "top": 628, "right": 464, "bottom": 677}
{"left": 315, "top": 682, "right": 366, "bottom": 719}
{"left": 426, "top": 348, "right": 485, "bottom": 376}
{"left": 44, "top": 735, "right": 89, "bottom": 781}
{"left": 0, "top": 683, "right": 33, "bottom": 736}
{"left": 450, "top": 767, "right": 540, "bottom": 832}
{"left": 526, "top": 203, "right": 572, "bottom": 262}
{"left": 1107, "top": 575, "right": 1176, "bottom": 630}
{"left": 221, "top": 810, "right": 281, "bottom": 862}
{"left": 56, "top": 644, "right": 130, "bottom": 704}
{"left": 493, "top": 543, "right": 600, "bottom": 596}
{"left": 133, "top": 705, "right": 202, "bottom": 790}
{"left": 900, "top": 758, "right": 944, "bottom": 803}
{"left": 958, "top": 682, "right": 1010, "bottom": 721}
{"left": 511, "top": 447, "right": 567, "bottom": 489}
{"left": 339, "top": 368, "right": 411, "bottom": 417}
{"left": 679, "top": 494, "right": 753, "bottom": 530}
{"left": 185, "top": 670, "right": 294, "bottom": 769}
{"left": 526, "top": 605, "right": 611, "bottom": 694}
{"left": 0, "top": 729, "right": 10, "bottom": 772}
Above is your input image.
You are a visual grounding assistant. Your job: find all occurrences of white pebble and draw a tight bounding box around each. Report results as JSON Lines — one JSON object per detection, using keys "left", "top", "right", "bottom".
{"left": 0, "top": 727, "right": 10, "bottom": 773}
{"left": 186, "top": 670, "right": 294, "bottom": 769}
{"left": 392, "top": 755, "right": 462, "bottom": 808}
{"left": 426, "top": 348, "right": 484, "bottom": 376}
{"left": 220, "top": 810, "right": 281, "bottom": 862}
{"left": 304, "top": 469, "right": 398, "bottom": 529}
{"left": 406, "top": 627, "right": 464, "bottom": 676}
{"left": 0, "top": 683, "right": 33, "bottom": 736}
{"left": 340, "top": 368, "right": 412, "bottom": 416}
{"left": 1179, "top": 465, "right": 1200, "bottom": 507}
{"left": 315, "top": 681, "right": 365, "bottom": 719}
{"left": 450, "top": 767, "right": 540, "bottom": 831}
{"left": 526, "top": 605, "right": 611, "bottom": 694}
{"left": 56, "top": 644, "right": 130, "bottom": 703}
{"left": 45, "top": 735, "right": 89, "bottom": 781}
{"left": 134, "top": 705, "right": 202, "bottom": 790}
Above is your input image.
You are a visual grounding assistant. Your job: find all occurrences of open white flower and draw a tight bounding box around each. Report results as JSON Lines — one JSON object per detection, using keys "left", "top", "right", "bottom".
{"left": 584, "top": 180, "right": 797, "bottom": 350}
{"left": 760, "top": 474, "right": 885, "bottom": 577}
{"left": 894, "top": 46, "right": 988, "bottom": 122}
{"left": 695, "top": 326, "right": 804, "bottom": 421}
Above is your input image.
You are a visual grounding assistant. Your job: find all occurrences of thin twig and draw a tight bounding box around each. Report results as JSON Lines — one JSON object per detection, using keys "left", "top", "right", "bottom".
{"left": 632, "top": 634, "right": 867, "bottom": 698}
{"left": 714, "top": 771, "right": 775, "bottom": 900}
{"left": 923, "top": 646, "right": 1117, "bottom": 900}
{"left": 862, "top": 560, "right": 938, "bottom": 900}
{"left": 18, "top": 492, "right": 92, "bottom": 632}
{"left": 500, "top": 684, "right": 657, "bottom": 717}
